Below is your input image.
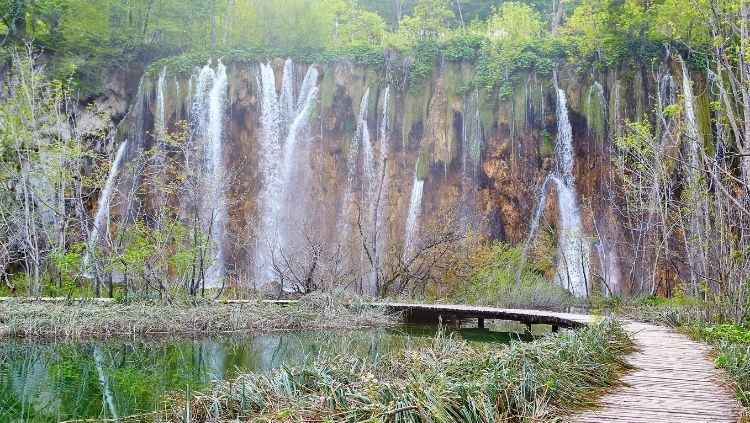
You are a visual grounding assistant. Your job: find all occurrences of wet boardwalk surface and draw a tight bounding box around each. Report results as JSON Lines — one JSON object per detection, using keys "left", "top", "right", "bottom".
{"left": 568, "top": 321, "right": 740, "bottom": 423}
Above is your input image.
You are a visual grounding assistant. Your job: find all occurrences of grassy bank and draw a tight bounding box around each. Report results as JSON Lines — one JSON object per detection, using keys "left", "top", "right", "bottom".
{"left": 686, "top": 324, "right": 750, "bottom": 421}
{"left": 0, "top": 294, "right": 396, "bottom": 338}
{"left": 144, "top": 318, "right": 632, "bottom": 422}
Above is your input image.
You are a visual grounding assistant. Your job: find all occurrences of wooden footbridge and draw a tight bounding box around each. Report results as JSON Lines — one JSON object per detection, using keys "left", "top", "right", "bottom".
{"left": 369, "top": 301, "right": 590, "bottom": 330}
{"left": 369, "top": 302, "right": 739, "bottom": 423}
{"left": 1, "top": 298, "right": 741, "bottom": 421}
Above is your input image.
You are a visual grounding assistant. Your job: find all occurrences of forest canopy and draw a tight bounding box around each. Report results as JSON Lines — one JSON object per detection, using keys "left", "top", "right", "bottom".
{"left": 0, "top": 0, "right": 717, "bottom": 94}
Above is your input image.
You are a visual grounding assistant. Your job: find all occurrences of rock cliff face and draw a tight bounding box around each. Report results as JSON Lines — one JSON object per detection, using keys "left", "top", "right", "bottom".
{"left": 112, "top": 58, "right": 697, "bottom": 295}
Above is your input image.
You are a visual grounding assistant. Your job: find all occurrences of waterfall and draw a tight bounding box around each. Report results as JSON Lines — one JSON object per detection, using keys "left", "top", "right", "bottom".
{"left": 659, "top": 73, "right": 676, "bottom": 109}
{"left": 174, "top": 73, "right": 181, "bottom": 121}
{"left": 254, "top": 60, "right": 319, "bottom": 284}
{"left": 551, "top": 77, "right": 590, "bottom": 297}
{"left": 279, "top": 59, "right": 296, "bottom": 133}
{"left": 361, "top": 91, "right": 376, "bottom": 196}
{"left": 350, "top": 89, "right": 371, "bottom": 188}
{"left": 680, "top": 59, "right": 700, "bottom": 168}
{"left": 340, "top": 88, "right": 371, "bottom": 234}
{"left": 611, "top": 81, "right": 622, "bottom": 137}
{"left": 679, "top": 57, "right": 708, "bottom": 289}
{"left": 153, "top": 66, "right": 169, "bottom": 210}
{"left": 594, "top": 241, "right": 619, "bottom": 295}
{"left": 190, "top": 60, "right": 228, "bottom": 287}
{"left": 371, "top": 86, "right": 391, "bottom": 294}
{"left": 403, "top": 177, "right": 424, "bottom": 258}
{"left": 254, "top": 61, "right": 283, "bottom": 283}
{"left": 553, "top": 84, "right": 576, "bottom": 185}
{"left": 520, "top": 175, "right": 552, "bottom": 255}
{"left": 460, "top": 89, "right": 483, "bottom": 239}
{"left": 82, "top": 140, "right": 129, "bottom": 275}
{"left": 550, "top": 175, "right": 590, "bottom": 297}
{"left": 584, "top": 81, "right": 606, "bottom": 142}
{"left": 280, "top": 67, "right": 319, "bottom": 185}
{"left": 337, "top": 88, "right": 375, "bottom": 293}
{"left": 378, "top": 87, "right": 391, "bottom": 176}
{"left": 155, "top": 66, "right": 167, "bottom": 131}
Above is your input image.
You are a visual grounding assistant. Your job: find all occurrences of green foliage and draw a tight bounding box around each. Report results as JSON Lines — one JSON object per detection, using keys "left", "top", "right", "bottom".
{"left": 441, "top": 34, "right": 482, "bottom": 62}
{"left": 688, "top": 324, "right": 750, "bottom": 406}
{"left": 485, "top": 2, "right": 544, "bottom": 44}
{"left": 473, "top": 1, "right": 555, "bottom": 96}
{"left": 4, "top": 0, "right": 719, "bottom": 95}
{"left": 454, "top": 242, "right": 573, "bottom": 310}
{"left": 161, "top": 318, "right": 633, "bottom": 422}
{"left": 411, "top": 39, "right": 439, "bottom": 78}
{"left": 332, "top": 2, "right": 386, "bottom": 48}
{"left": 540, "top": 128, "right": 554, "bottom": 156}
{"left": 693, "top": 324, "right": 750, "bottom": 345}
{"left": 614, "top": 119, "right": 657, "bottom": 169}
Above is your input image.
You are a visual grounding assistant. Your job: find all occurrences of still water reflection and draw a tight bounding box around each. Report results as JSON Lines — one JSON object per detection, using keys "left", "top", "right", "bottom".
{"left": 0, "top": 323, "right": 535, "bottom": 421}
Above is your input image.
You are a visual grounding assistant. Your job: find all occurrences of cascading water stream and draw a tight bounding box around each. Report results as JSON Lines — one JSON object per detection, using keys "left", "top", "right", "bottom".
{"left": 153, "top": 66, "right": 169, "bottom": 210}
{"left": 370, "top": 86, "right": 391, "bottom": 294}
{"left": 254, "top": 61, "right": 283, "bottom": 283}
{"left": 584, "top": 81, "right": 606, "bottom": 142}
{"left": 519, "top": 75, "right": 590, "bottom": 296}
{"left": 361, "top": 93, "right": 376, "bottom": 197}
{"left": 174, "top": 73, "right": 181, "bottom": 121}
{"left": 516, "top": 175, "right": 552, "bottom": 284}
{"left": 679, "top": 57, "right": 709, "bottom": 288}
{"left": 403, "top": 176, "right": 424, "bottom": 258}
{"left": 680, "top": 59, "right": 700, "bottom": 169}
{"left": 659, "top": 74, "right": 676, "bottom": 110}
{"left": 551, "top": 75, "right": 590, "bottom": 297}
{"left": 460, "top": 89, "right": 483, "bottom": 240}
{"left": 550, "top": 174, "right": 589, "bottom": 296}
{"left": 155, "top": 66, "right": 167, "bottom": 131}
{"left": 279, "top": 60, "right": 296, "bottom": 134}
{"left": 280, "top": 67, "right": 319, "bottom": 186}
{"left": 339, "top": 88, "right": 371, "bottom": 236}
{"left": 82, "top": 140, "right": 129, "bottom": 275}
{"left": 254, "top": 60, "right": 319, "bottom": 283}
{"left": 190, "top": 60, "right": 228, "bottom": 287}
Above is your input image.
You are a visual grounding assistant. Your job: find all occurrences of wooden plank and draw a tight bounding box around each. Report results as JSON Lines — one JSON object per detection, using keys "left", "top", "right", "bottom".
{"left": 566, "top": 321, "right": 739, "bottom": 423}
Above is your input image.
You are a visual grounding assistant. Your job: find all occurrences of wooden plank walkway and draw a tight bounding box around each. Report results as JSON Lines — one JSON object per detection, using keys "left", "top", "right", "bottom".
{"left": 371, "top": 302, "right": 592, "bottom": 328}
{"left": 568, "top": 321, "right": 740, "bottom": 423}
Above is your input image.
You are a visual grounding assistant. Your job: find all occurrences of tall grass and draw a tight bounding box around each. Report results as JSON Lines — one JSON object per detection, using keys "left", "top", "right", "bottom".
{"left": 0, "top": 293, "right": 396, "bottom": 338}
{"left": 157, "top": 318, "right": 633, "bottom": 422}
{"left": 686, "top": 324, "right": 750, "bottom": 420}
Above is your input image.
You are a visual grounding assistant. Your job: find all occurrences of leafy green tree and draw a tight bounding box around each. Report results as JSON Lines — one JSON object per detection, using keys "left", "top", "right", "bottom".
{"left": 385, "top": 0, "right": 454, "bottom": 48}
{"left": 486, "top": 2, "right": 545, "bottom": 44}
{"left": 332, "top": 1, "right": 387, "bottom": 48}
{"left": 563, "top": 0, "right": 650, "bottom": 66}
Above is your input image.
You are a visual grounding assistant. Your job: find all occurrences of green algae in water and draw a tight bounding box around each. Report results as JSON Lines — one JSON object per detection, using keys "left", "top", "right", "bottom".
{"left": 0, "top": 324, "right": 534, "bottom": 421}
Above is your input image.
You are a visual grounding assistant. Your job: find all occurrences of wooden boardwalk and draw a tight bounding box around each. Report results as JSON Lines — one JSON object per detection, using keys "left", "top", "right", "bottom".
{"left": 568, "top": 321, "right": 740, "bottom": 423}
{"left": 370, "top": 302, "right": 592, "bottom": 328}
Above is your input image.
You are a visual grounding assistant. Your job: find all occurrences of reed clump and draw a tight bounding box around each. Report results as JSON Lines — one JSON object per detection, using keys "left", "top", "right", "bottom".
{"left": 160, "top": 318, "right": 633, "bottom": 422}
{"left": 0, "top": 293, "right": 396, "bottom": 338}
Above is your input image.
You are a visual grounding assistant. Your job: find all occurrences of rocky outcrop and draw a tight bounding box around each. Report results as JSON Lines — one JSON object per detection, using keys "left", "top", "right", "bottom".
{"left": 117, "top": 58, "right": 685, "bottom": 295}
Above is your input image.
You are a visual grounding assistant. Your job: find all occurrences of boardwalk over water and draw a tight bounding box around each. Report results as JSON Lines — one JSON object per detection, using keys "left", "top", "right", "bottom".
{"left": 0, "top": 298, "right": 740, "bottom": 421}
{"left": 380, "top": 303, "right": 739, "bottom": 422}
